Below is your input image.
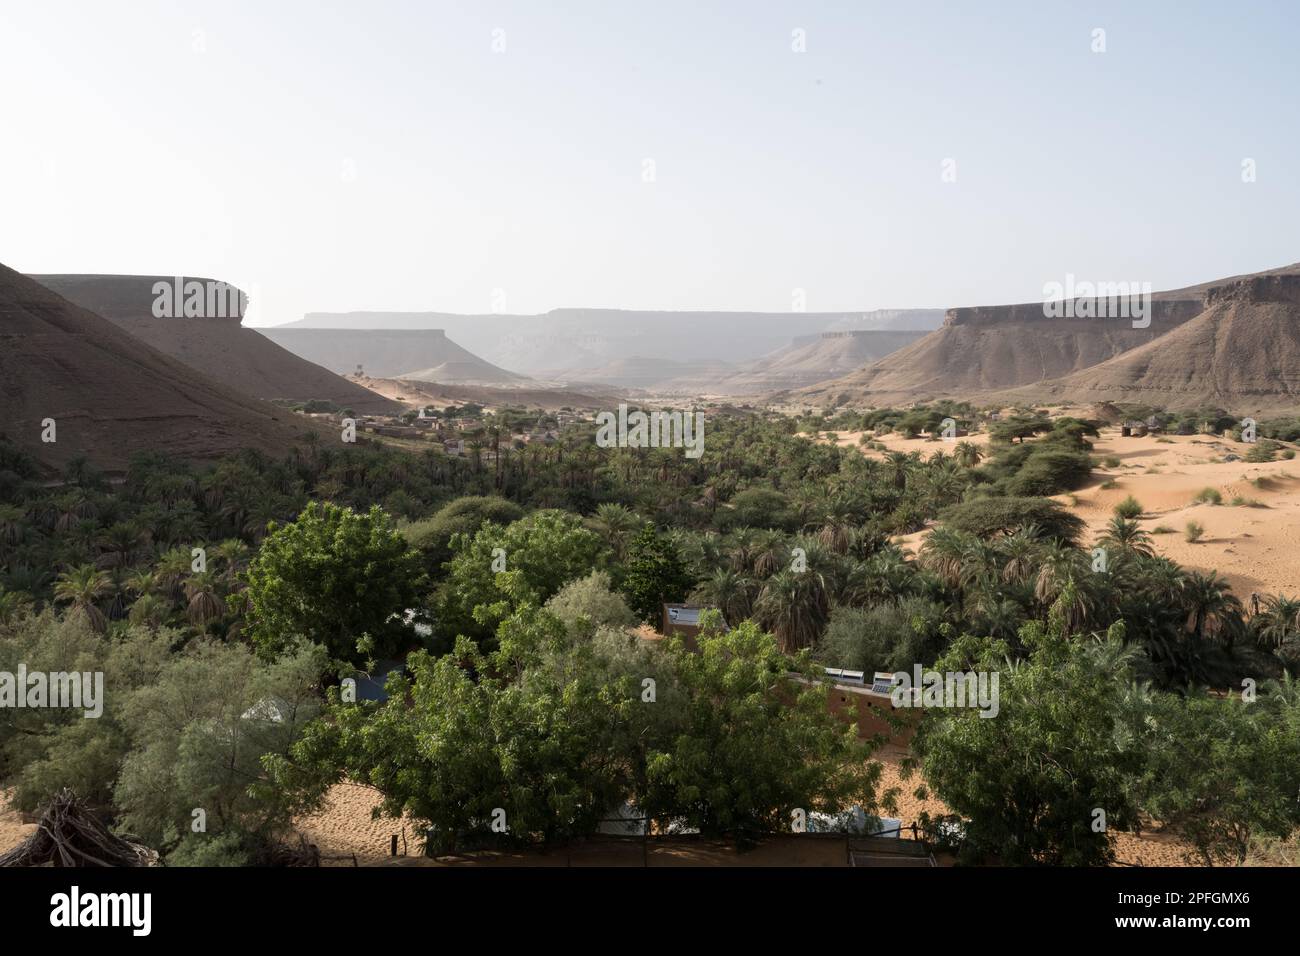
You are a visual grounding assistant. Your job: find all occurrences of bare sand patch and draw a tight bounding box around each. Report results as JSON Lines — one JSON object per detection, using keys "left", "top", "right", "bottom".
{"left": 831, "top": 424, "right": 1300, "bottom": 598}
{"left": 1061, "top": 429, "right": 1300, "bottom": 597}
{"left": 0, "top": 790, "right": 36, "bottom": 856}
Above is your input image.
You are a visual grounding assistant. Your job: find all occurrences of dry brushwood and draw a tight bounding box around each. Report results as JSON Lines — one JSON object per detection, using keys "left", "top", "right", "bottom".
{"left": 264, "top": 834, "right": 321, "bottom": 867}
{"left": 0, "top": 789, "right": 156, "bottom": 867}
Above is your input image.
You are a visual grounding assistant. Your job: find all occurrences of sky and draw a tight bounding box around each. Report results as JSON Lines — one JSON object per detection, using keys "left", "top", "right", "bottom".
{"left": 1, "top": 0, "right": 1297, "bottom": 326}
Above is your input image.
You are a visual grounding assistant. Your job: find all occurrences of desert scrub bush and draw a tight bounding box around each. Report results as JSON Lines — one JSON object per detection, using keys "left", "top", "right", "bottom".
{"left": 1230, "top": 497, "right": 1267, "bottom": 508}
{"left": 1284, "top": 449, "right": 1296, "bottom": 460}
{"left": 1102, "top": 456, "right": 1121, "bottom": 468}
{"left": 1152, "top": 526, "right": 1176, "bottom": 535}
{"left": 1192, "top": 487, "right": 1222, "bottom": 505}
{"left": 1184, "top": 521, "right": 1204, "bottom": 543}
{"left": 1156, "top": 437, "right": 1173, "bottom": 444}
{"left": 1099, "top": 479, "right": 1118, "bottom": 490}
{"left": 1114, "top": 496, "right": 1143, "bottom": 519}
{"left": 1245, "top": 439, "right": 1281, "bottom": 463}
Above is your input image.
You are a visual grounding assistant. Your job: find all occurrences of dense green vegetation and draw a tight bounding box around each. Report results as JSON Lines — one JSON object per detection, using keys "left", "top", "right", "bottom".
{"left": 1, "top": 402, "right": 1298, "bottom": 866}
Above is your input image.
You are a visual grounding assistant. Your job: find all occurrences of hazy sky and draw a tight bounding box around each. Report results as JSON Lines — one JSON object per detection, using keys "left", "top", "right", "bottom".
{"left": 2, "top": 1, "right": 1297, "bottom": 326}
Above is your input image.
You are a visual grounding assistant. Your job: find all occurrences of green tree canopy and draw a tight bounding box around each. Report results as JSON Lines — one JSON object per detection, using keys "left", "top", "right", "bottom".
{"left": 617, "top": 524, "right": 694, "bottom": 625}
{"left": 245, "top": 502, "right": 425, "bottom": 665}
{"left": 432, "top": 509, "right": 608, "bottom": 649}
{"left": 912, "top": 620, "right": 1147, "bottom": 865}
{"left": 940, "top": 496, "right": 1085, "bottom": 543}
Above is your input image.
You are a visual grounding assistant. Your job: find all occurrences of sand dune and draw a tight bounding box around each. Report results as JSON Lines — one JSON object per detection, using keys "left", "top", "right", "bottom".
{"left": 826, "top": 425, "right": 1300, "bottom": 599}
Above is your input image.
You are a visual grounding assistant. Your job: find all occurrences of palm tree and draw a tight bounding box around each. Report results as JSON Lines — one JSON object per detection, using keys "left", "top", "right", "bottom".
{"left": 1253, "top": 594, "right": 1300, "bottom": 650}
{"left": 690, "top": 568, "right": 757, "bottom": 624}
{"left": 972, "top": 595, "right": 1025, "bottom": 640}
{"left": 128, "top": 593, "right": 170, "bottom": 629}
{"left": 1033, "top": 542, "right": 1087, "bottom": 607}
{"left": 97, "top": 521, "right": 148, "bottom": 569}
{"left": 0, "top": 504, "right": 27, "bottom": 546}
{"left": 0, "top": 589, "right": 33, "bottom": 626}
{"left": 996, "top": 526, "right": 1042, "bottom": 586}
{"left": 123, "top": 567, "right": 156, "bottom": 598}
{"left": 918, "top": 527, "right": 972, "bottom": 591}
{"left": 242, "top": 499, "right": 282, "bottom": 542}
{"left": 1099, "top": 516, "right": 1155, "bottom": 558}
{"left": 757, "top": 568, "right": 829, "bottom": 653}
{"left": 211, "top": 538, "right": 251, "bottom": 582}
{"left": 727, "top": 527, "right": 759, "bottom": 573}
{"left": 590, "top": 503, "right": 641, "bottom": 560}
{"left": 53, "top": 492, "right": 96, "bottom": 532}
{"left": 920, "top": 461, "right": 968, "bottom": 512}
{"left": 954, "top": 441, "right": 983, "bottom": 468}
{"left": 883, "top": 452, "right": 915, "bottom": 492}
{"left": 1049, "top": 578, "right": 1097, "bottom": 636}
{"left": 810, "top": 497, "right": 858, "bottom": 554}
{"left": 750, "top": 528, "right": 789, "bottom": 577}
{"left": 957, "top": 536, "right": 1001, "bottom": 593}
{"left": 152, "top": 546, "right": 193, "bottom": 605}
{"left": 1181, "top": 571, "right": 1244, "bottom": 644}
{"left": 842, "top": 549, "right": 915, "bottom": 606}
{"left": 53, "top": 563, "right": 112, "bottom": 633}
{"left": 184, "top": 572, "right": 225, "bottom": 628}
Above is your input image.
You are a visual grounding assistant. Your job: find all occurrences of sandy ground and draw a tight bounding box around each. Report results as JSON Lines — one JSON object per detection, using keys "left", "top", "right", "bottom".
{"left": 290, "top": 758, "right": 1196, "bottom": 867}
{"left": 294, "top": 782, "right": 419, "bottom": 865}
{"left": 0, "top": 763, "right": 1223, "bottom": 867}
{"left": 821, "top": 427, "right": 995, "bottom": 462}
{"left": 826, "top": 425, "right": 1300, "bottom": 599}
{"left": 874, "top": 748, "right": 1194, "bottom": 866}
{"left": 1060, "top": 429, "right": 1300, "bottom": 598}
{"left": 0, "top": 791, "right": 36, "bottom": 854}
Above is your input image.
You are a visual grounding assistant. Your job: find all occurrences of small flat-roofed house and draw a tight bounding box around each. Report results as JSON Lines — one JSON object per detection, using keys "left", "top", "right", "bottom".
{"left": 814, "top": 669, "right": 921, "bottom": 745}
{"left": 823, "top": 667, "right": 865, "bottom": 686}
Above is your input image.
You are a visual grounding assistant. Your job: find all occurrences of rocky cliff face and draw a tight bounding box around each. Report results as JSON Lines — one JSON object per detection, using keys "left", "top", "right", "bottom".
{"left": 997, "top": 273, "right": 1300, "bottom": 414}
{"left": 29, "top": 275, "right": 400, "bottom": 415}
{"left": 1203, "top": 272, "right": 1300, "bottom": 308}
{"left": 794, "top": 265, "right": 1300, "bottom": 407}
{"left": 1, "top": 266, "right": 327, "bottom": 473}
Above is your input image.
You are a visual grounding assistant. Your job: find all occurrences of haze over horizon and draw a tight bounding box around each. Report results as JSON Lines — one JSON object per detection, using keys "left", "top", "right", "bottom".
{"left": 2, "top": 0, "right": 1297, "bottom": 326}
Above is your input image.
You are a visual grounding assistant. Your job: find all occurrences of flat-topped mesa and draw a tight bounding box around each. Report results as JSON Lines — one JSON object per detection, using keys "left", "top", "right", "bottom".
{"left": 258, "top": 327, "right": 521, "bottom": 383}
{"left": 1204, "top": 272, "right": 1300, "bottom": 307}
{"left": 0, "top": 264, "right": 326, "bottom": 472}
{"left": 30, "top": 274, "right": 247, "bottom": 325}
{"left": 27, "top": 273, "right": 401, "bottom": 415}
{"left": 942, "top": 298, "right": 1203, "bottom": 331}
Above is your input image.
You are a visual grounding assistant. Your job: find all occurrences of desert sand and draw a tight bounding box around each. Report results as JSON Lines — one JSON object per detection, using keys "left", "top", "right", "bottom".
{"left": 0, "top": 791, "right": 36, "bottom": 856}
{"left": 826, "top": 424, "right": 1300, "bottom": 599}
{"left": 289, "top": 759, "right": 1197, "bottom": 866}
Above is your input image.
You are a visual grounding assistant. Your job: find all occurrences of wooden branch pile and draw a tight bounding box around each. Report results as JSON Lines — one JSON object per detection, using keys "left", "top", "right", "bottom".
{"left": 264, "top": 834, "right": 321, "bottom": 867}
{"left": 0, "top": 789, "right": 156, "bottom": 868}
